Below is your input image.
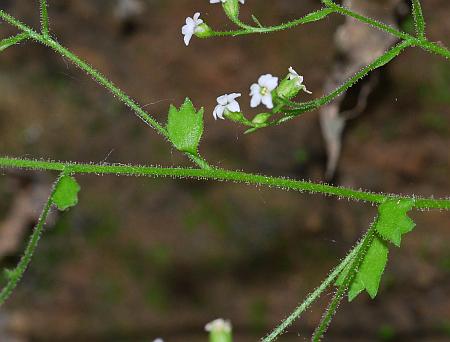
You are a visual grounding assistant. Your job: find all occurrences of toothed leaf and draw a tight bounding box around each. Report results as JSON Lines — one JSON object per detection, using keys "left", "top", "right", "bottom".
{"left": 376, "top": 198, "right": 415, "bottom": 247}
{"left": 336, "top": 235, "right": 389, "bottom": 301}
{"left": 167, "top": 98, "right": 204, "bottom": 154}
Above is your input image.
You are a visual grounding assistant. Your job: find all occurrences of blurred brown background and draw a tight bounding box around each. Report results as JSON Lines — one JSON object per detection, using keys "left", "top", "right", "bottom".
{"left": 0, "top": 0, "right": 449, "bottom": 341}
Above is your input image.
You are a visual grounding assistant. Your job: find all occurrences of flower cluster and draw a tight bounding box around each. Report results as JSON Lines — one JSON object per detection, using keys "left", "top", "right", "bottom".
{"left": 213, "top": 67, "right": 311, "bottom": 125}
{"left": 182, "top": 1, "right": 311, "bottom": 126}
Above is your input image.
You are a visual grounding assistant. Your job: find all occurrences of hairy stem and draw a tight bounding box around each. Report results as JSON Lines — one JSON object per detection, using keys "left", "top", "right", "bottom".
{"left": 322, "top": 0, "right": 449, "bottom": 59}
{"left": 0, "top": 157, "right": 449, "bottom": 210}
{"left": 277, "top": 41, "right": 413, "bottom": 123}
{"left": 411, "top": 0, "right": 426, "bottom": 38}
{"left": 39, "top": 0, "right": 50, "bottom": 37}
{"left": 263, "top": 239, "right": 364, "bottom": 342}
{"left": 210, "top": 8, "right": 334, "bottom": 37}
{"left": 311, "top": 225, "right": 377, "bottom": 341}
{"left": 0, "top": 9, "right": 211, "bottom": 170}
{"left": 0, "top": 173, "right": 63, "bottom": 305}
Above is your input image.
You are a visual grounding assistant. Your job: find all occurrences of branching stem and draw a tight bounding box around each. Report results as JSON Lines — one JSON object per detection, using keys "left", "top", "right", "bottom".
{"left": 0, "top": 9, "right": 211, "bottom": 170}
{"left": 0, "top": 157, "right": 449, "bottom": 210}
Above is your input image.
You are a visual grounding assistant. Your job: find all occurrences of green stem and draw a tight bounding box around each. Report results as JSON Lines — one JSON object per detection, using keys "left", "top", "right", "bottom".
{"left": 322, "top": 0, "right": 449, "bottom": 59}
{"left": 0, "top": 9, "right": 211, "bottom": 170}
{"left": 0, "top": 32, "right": 30, "bottom": 51}
{"left": 277, "top": 40, "right": 413, "bottom": 123}
{"left": 0, "top": 156, "right": 449, "bottom": 210}
{"left": 311, "top": 225, "right": 377, "bottom": 341}
{"left": 322, "top": 0, "right": 411, "bottom": 41}
{"left": 262, "top": 239, "right": 364, "bottom": 342}
{"left": 0, "top": 173, "right": 63, "bottom": 305}
{"left": 209, "top": 8, "right": 334, "bottom": 37}
{"left": 39, "top": 0, "right": 50, "bottom": 37}
{"left": 411, "top": 0, "right": 426, "bottom": 39}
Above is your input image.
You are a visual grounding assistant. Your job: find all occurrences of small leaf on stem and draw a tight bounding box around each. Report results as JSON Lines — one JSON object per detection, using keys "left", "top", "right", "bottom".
{"left": 336, "top": 235, "right": 389, "bottom": 301}
{"left": 167, "top": 98, "right": 204, "bottom": 155}
{"left": 376, "top": 198, "right": 415, "bottom": 247}
{"left": 53, "top": 175, "right": 81, "bottom": 211}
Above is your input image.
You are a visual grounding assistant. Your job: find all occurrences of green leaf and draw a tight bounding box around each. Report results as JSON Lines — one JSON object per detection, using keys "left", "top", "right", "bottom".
{"left": 376, "top": 198, "right": 415, "bottom": 247}
{"left": 336, "top": 235, "right": 389, "bottom": 301}
{"left": 53, "top": 175, "right": 80, "bottom": 211}
{"left": 167, "top": 98, "right": 204, "bottom": 155}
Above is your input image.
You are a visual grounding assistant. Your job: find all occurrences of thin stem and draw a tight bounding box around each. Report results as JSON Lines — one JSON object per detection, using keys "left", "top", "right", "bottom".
{"left": 411, "top": 0, "right": 426, "bottom": 39}
{"left": 322, "top": 0, "right": 411, "bottom": 41}
{"left": 0, "top": 173, "right": 63, "bottom": 305}
{"left": 209, "top": 8, "right": 334, "bottom": 37}
{"left": 39, "top": 0, "right": 50, "bottom": 37}
{"left": 276, "top": 40, "right": 413, "bottom": 124}
{"left": 0, "top": 9, "right": 211, "bottom": 170}
{"left": 262, "top": 239, "right": 364, "bottom": 342}
{"left": 0, "top": 156, "right": 449, "bottom": 210}
{"left": 322, "top": 0, "right": 449, "bottom": 59}
{"left": 0, "top": 32, "right": 29, "bottom": 51}
{"left": 311, "top": 225, "right": 377, "bottom": 341}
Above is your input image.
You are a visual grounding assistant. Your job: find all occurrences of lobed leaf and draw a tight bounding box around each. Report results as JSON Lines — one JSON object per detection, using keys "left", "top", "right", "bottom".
{"left": 376, "top": 198, "right": 415, "bottom": 247}
{"left": 336, "top": 235, "right": 389, "bottom": 301}
{"left": 167, "top": 98, "right": 204, "bottom": 155}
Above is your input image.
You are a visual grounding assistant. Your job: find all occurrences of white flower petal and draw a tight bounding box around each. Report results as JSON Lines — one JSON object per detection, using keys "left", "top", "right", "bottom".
{"left": 217, "top": 95, "right": 228, "bottom": 106}
{"left": 183, "top": 32, "right": 193, "bottom": 46}
{"left": 250, "top": 93, "right": 262, "bottom": 108}
{"left": 227, "top": 101, "right": 240, "bottom": 113}
{"left": 213, "top": 104, "right": 225, "bottom": 120}
{"left": 258, "top": 74, "right": 278, "bottom": 91}
{"left": 261, "top": 94, "right": 274, "bottom": 109}
{"left": 227, "top": 93, "right": 241, "bottom": 102}
{"left": 249, "top": 83, "right": 259, "bottom": 96}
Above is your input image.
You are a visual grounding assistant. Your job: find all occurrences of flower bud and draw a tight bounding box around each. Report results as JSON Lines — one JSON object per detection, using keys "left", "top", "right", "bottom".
{"left": 276, "top": 77, "right": 301, "bottom": 100}
{"left": 195, "top": 23, "right": 214, "bottom": 39}
{"left": 222, "top": 0, "right": 240, "bottom": 21}
{"left": 224, "top": 110, "right": 247, "bottom": 124}
{"left": 252, "top": 112, "right": 272, "bottom": 125}
{"left": 205, "top": 319, "right": 232, "bottom": 342}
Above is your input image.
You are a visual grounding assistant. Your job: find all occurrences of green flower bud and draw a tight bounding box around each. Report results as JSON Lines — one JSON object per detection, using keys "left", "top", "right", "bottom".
{"left": 222, "top": 0, "right": 240, "bottom": 21}
{"left": 252, "top": 112, "right": 272, "bottom": 125}
{"left": 195, "top": 23, "right": 214, "bottom": 39}
{"left": 276, "top": 77, "right": 301, "bottom": 100}
{"left": 205, "top": 319, "right": 232, "bottom": 342}
{"left": 224, "top": 110, "right": 247, "bottom": 124}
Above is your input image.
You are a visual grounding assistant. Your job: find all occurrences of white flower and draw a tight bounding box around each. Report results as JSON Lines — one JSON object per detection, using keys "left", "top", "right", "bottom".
{"left": 213, "top": 93, "right": 241, "bottom": 120}
{"left": 152, "top": 339, "right": 164, "bottom": 342}
{"left": 182, "top": 12, "right": 203, "bottom": 46}
{"left": 288, "top": 66, "right": 312, "bottom": 94}
{"left": 210, "top": 0, "right": 245, "bottom": 4}
{"left": 250, "top": 74, "right": 279, "bottom": 109}
{"left": 205, "top": 318, "right": 232, "bottom": 333}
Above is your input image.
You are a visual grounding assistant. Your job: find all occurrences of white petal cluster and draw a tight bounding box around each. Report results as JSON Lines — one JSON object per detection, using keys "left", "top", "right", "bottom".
{"left": 250, "top": 74, "right": 279, "bottom": 109}
{"left": 213, "top": 93, "right": 242, "bottom": 120}
{"left": 181, "top": 13, "right": 203, "bottom": 46}
{"left": 205, "top": 318, "right": 232, "bottom": 333}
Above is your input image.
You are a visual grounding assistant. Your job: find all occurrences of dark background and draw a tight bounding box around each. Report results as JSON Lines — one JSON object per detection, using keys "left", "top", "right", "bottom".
{"left": 0, "top": 0, "right": 449, "bottom": 341}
